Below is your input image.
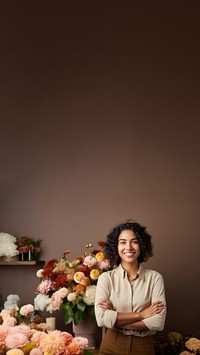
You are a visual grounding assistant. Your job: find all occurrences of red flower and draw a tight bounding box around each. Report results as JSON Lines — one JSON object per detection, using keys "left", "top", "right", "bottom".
{"left": 78, "top": 264, "right": 91, "bottom": 277}
{"left": 42, "top": 268, "right": 54, "bottom": 278}
{"left": 55, "top": 274, "right": 68, "bottom": 288}
{"left": 98, "top": 241, "right": 106, "bottom": 248}
{"left": 92, "top": 249, "right": 101, "bottom": 255}
{"left": 44, "top": 259, "right": 58, "bottom": 269}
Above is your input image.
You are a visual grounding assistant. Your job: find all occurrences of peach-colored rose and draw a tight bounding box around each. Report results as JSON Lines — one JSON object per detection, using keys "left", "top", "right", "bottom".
{"left": 3, "top": 316, "right": 17, "bottom": 327}
{"left": 30, "top": 349, "right": 43, "bottom": 355}
{"left": 6, "top": 349, "right": 24, "bottom": 355}
{"left": 185, "top": 337, "right": 200, "bottom": 352}
{"left": 20, "top": 304, "right": 34, "bottom": 316}
{"left": 57, "top": 287, "right": 68, "bottom": 298}
{"left": 51, "top": 293, "right": 63, "bottom": 309}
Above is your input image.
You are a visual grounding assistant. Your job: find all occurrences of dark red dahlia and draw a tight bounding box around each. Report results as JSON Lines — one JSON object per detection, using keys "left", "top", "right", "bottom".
{"left": 54, "top": 274, "right": 67, "bottom": 288}
{"left": 44, "top": 259, "right": 58, "bottom": 269}
{"left": 78, "top": 264, "right": 90, "bottom": 277}
{"left": 92, "top": 249, "right": 100, "bottom": 255}
{"left": 42, "top": 268, "right": 54, "bottom": 278}
{"left": 98, "top": 241, "right": 105, "bottom": 248}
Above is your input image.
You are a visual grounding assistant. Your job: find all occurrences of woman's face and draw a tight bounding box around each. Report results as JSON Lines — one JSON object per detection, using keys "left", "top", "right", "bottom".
{"left": 118, "top": 229, "right": 140, "bottom": 265}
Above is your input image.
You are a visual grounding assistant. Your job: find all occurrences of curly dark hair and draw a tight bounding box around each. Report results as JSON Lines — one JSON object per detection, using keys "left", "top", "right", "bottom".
{"left": 105, "top": 220, "right": 153, "bottom": 266}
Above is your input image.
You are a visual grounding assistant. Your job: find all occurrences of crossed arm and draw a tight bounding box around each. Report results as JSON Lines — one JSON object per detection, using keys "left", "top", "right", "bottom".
{"left": 98, "top": 299, "right": 166, "bottom": 330}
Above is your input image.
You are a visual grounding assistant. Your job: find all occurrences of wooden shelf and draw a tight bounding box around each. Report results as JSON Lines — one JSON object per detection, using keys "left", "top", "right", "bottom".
{"left": 0, "top": 260, "right": 45, "bottom": 266}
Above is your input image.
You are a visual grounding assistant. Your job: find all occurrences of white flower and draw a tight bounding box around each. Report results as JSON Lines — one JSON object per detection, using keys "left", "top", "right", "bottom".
{"left": 34, "top": 293, "right": 57, "bottom": 314}
{"left": 67, "top": 292, "right": 77, "bottom": 302}
{"left": 34, "top": 294, "right": 51, "bottom": 311}
{"left": 82, "top": 285, "right": 96, "bottom": 306}
{"left": 4, "top": 294, "right": 20, "bottom": 310}
{"left": 36, "top": 269, "right": 44, "bottom": 278}
{"left": 0, "top": 232, "right": 19, "bottom": 257}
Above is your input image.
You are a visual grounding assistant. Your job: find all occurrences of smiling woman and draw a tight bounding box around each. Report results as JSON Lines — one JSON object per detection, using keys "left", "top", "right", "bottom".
{"left": 95, "top": 220, "right": 166, "bottom": 355}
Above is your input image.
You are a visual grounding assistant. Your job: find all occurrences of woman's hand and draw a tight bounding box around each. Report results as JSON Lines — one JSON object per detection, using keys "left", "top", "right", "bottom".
{"left": 98, "top": 299, "right": 113, "bottom": 310}
{"left": 140, "top": 301, "right": 166, "bottom": 319}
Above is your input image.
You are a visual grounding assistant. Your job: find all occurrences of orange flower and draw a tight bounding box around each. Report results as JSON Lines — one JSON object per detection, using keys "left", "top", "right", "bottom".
{"left": 82, "top": 277, "right": 91, "bottom": 287}
{"left": 68, "top": 342, "right": 82, "bottom": 354}
{"left": 75, "top": 284, "right": 85, "bottom": 294}
{"left": 66, "top": 274, "right": 74, "bottom": 282}
{"left": 74, "top": 272, "right": 85, "bottom": 284}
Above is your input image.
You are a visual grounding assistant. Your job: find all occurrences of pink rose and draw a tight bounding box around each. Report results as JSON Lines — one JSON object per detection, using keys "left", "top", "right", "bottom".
{"left": 51, "top": 292, "right": 63, "bottom": 309}
{"left": 37, "top": 279, "right": 53, "bottom": 294}
{"left": 30, "top": 349, "right": 43, "bottom": 355}
{"left": 83, "top": 255, "right": 97, "bottom": 267}
{"left": 20, "top": 304, "right": 34, "bottom": 316}
{"left": 98, "top": 259, "right": 110, "bottom": 270}
{"left": 57, "top": 287, "right": 68, "bottom": 298}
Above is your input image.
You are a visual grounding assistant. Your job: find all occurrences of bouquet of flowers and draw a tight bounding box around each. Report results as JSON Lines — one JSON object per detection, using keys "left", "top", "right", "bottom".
{"left": 0, "top": 233, "right": 19, "bottom": 259}
{"left": 154, "top": 331, "right": 200, "bottom": 355}
{"left": 34, "top": 242, "right": 112, "bottom": 326}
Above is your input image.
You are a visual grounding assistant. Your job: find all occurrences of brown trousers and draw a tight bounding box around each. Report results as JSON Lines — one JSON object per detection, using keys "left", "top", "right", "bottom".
{"left": 98, "top": 329, "right": 155, "bottom": 355}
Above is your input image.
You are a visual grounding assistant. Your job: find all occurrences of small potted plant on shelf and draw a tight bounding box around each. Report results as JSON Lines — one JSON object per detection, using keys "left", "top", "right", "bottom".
{"left": 0, "top": 232, "right": 19, "bottom": 261}
{"left": 17, "top": 236, "right": 42, "bottom": 261}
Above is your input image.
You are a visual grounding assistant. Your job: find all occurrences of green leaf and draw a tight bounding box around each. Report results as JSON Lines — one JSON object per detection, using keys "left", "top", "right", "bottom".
{"left": 90, "top": 306, "right": 97, "bottom": 324}
{"left": 73, "top": 307, "right": 85, "bottom": 325}
{"left": 63, "top": 302, "right": 74, "bottom": 325}
{"left": 77, "top": 301, "right": 86, "bottom": 313}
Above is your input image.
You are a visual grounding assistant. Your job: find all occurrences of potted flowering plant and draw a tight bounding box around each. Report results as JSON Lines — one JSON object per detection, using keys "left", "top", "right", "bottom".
{"left": 154, "top": 331, "right": 200, "bottom": 355}
{"left": 17, "top": 236, "right": 42, "bottom": 261}
{"left": 34, "top": 242, "right": 112, "bottom": 326}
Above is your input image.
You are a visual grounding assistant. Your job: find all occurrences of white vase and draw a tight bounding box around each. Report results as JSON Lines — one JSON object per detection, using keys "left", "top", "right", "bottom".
{"left": 72, "top": 316, "right": 100, "bottom": 348}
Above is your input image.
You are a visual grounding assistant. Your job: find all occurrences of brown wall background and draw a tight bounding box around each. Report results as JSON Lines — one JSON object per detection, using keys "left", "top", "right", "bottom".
{"left": 0, "top": 1, "right": 200, "bottom": 337}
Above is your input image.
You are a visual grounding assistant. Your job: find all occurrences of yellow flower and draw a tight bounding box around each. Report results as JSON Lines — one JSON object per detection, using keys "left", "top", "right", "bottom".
{"left": 95, "top": 252, "right": 105, "bottom": 261}
{"left": 21, "top": 341, "right": 37, "bottom": 354}
{"left": 90, "top": 269, "right": 100, "bottom": 280}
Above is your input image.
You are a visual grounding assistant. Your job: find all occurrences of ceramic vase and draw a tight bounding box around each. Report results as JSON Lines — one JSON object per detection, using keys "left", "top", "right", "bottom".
{"left": 72, "top": 315, "right": 100, "bottom": 348}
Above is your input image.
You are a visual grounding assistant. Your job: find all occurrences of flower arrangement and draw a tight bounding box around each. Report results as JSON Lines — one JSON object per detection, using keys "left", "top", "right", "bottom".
{"left": 0, "top": 317, "right": 88, "bottom": 355}
{"left": 1, "top": 294, "right": 43, "bottom": 327}
{"left": 0, "top": 233, "right": 19, "bottom": 259}
{"left": 0, "top": 295, "right": 89, "bottom": 355}
{"left": 17, "top": 237, "right": 42, "bottom": 261}
{"left": 154, "top": 331, "right": 200, "bottom": 355}
{"left": 34, "top": 242, "right": 112, "bottom": 326}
